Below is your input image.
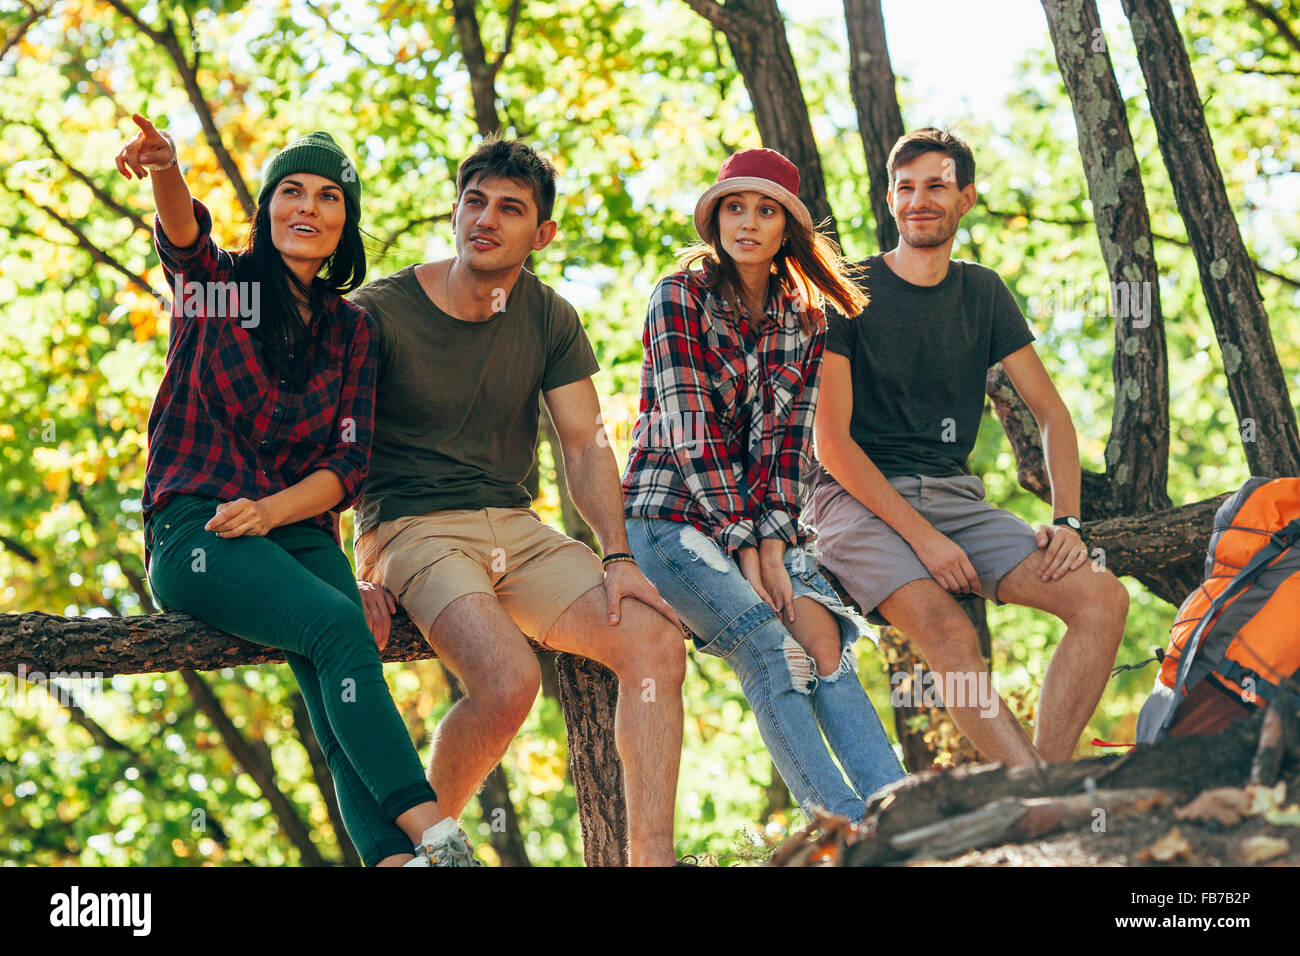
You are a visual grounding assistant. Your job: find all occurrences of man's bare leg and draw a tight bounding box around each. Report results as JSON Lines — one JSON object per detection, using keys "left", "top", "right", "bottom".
{"left": 544, "top": 586, "right": 685, "bottom": 867}
{"left": 877, "top": 579, "right": 1040, "bottom": 766}
{"left": 422, "top": 592, "right": 542, "bottom": 819}
{"left": 996, "top": 555, "right": 1128, "bottom": 763}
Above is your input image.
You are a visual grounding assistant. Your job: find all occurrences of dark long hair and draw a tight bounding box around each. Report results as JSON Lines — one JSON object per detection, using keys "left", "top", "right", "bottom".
{"left": 234, "top": 188, "right": 366, "bottom": 389}
{"left": 681, "top": 204, "right": 868, "bottom": 334}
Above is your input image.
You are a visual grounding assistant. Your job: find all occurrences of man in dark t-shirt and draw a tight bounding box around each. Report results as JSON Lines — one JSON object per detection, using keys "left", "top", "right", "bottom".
{"left": 350, "top": 138, "right": 685, "bottom": 866}
{"left": 809, "top": 128, "right": 1129, "bottom": 768}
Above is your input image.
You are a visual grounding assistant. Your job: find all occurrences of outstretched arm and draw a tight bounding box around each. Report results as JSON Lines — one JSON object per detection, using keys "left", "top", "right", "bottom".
{"left": 115, "top": 113, "right": 198, "bottom": 247}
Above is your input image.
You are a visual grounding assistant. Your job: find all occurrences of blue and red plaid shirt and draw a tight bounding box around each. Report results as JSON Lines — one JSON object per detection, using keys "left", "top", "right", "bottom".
{"left": 141, "top": 198, "right": 377, "bottom": 569}
{"left": 622, "top": 268, "right": 825, "bottom": 554}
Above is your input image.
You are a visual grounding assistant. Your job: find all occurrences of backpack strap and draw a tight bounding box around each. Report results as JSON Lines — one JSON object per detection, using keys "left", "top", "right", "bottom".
{"left": 1215, "top": 659, "right": 1280, "bottom": 704}
{"left": 1161, "top": 516, "right": 1300, "bottom": 734}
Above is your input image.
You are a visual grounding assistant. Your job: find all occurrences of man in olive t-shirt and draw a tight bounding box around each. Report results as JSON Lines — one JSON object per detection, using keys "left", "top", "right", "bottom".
{"left": 349, "top": 138, "right": 685, "bottom": 867}
{"left": 810, "top": 128, "right": 1129, "bottom": 769}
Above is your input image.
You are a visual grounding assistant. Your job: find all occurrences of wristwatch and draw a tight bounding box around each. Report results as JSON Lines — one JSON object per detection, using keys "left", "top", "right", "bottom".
{"left": 1053, "top": 515, "right": 1083, "bottom": 533}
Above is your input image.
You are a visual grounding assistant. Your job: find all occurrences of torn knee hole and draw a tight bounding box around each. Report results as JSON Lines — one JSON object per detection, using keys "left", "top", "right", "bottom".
{"left": 779, "top": 634, "right": 817, "bottom": 694}
{"left": 817, "top": 644, "right": 858, "bottom": 683}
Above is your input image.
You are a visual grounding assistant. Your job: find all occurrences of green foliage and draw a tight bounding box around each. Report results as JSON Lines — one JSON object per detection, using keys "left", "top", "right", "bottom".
{"left": 2, "top": 0, "right": 1296, "bottom": 863}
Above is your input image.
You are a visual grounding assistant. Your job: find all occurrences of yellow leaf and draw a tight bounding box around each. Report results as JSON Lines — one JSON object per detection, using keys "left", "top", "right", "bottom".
{"left": 1240, "top": 835, "right": 1289, "bottom": 864}
{"left": 1138, "top": 827, "right": 1192, "bottom": 863}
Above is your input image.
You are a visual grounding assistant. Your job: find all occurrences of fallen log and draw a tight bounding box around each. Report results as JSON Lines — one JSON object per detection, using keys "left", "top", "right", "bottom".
{"left": 884, "top": 787, "right": 1176, "bottom": 862}
{"left": 844, "top": 710, "right": 1266, "bottom": 865}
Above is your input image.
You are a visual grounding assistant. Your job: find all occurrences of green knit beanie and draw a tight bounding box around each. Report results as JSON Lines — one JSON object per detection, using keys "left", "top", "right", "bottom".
{"left": 257, "top": 131, "right": 361, "bottom": 216}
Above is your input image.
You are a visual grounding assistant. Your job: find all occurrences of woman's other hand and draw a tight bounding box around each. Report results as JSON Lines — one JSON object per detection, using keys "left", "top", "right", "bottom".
{"left": 204, "top": 498, "right": 274, "bottom": 538}
{"left": 736, "top": 545, "right": 777, "bottom": 615}
{"left": 758, "top": 538, "right": 795, "bottom": 624}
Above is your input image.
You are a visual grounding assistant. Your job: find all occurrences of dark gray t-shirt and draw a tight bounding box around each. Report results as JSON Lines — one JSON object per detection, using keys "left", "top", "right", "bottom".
{"left": 825, "top": 255, "right": 1034, "bottom": 478}
{"left": 350, "top": 265, "right": 599, "bottom": 536}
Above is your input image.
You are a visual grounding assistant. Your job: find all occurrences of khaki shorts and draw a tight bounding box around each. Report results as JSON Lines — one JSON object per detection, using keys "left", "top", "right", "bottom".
{"left": 354, "top": 508, "right": 604, "bottom": 642}
{"left": 808, "top": 473, "right": 1041, "bottom": 625}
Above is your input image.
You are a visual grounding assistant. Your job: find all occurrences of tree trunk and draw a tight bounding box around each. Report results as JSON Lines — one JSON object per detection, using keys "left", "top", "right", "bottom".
{"left": 682, "top": 0, "right": 839, "bottom": 242}
{"left": 1121, "top": 0, "right": 1300, "bottom": 477}
{"left": 450, "top": 0, "right": 505, "bottom": 135}
{"left": 1042, "top": 0, "right": 1171, "bottom": 514}
{"left": 555, "top": 651, "right": 628, "bottom": 865}
{"left": 537, "top": 406, "right": 628, "bottom": 864}
{"left": 842, "top": 0, "right": 903, "bottom": 253}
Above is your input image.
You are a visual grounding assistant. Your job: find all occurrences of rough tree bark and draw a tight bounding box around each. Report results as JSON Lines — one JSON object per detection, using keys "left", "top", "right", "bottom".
{"left": 1122, "top": 0, "right": 1300, "bottom": 477}
{"left": 842, "top": 0, "right": 902, "bottom": 253}
{"left": 681, "top": 0, "right": 840, "bottom": 242}
{"left": 1042, "top": 0, "right": 1171, "bottom": 515}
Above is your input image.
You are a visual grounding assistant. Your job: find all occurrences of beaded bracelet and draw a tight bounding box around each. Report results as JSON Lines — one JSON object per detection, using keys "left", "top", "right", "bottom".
{"left": 601, "top": 552, "right": 637, "bottom": 566}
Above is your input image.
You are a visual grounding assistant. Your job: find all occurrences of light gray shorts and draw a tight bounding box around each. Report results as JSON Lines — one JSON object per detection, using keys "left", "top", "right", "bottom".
{"left": 807, "top": 473, "right": 1041, "bottom": 625}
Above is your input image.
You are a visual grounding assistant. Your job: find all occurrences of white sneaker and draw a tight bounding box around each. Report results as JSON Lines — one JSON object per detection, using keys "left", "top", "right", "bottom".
{"left": 403, "top": 817, "right": 481, "bottom": 867}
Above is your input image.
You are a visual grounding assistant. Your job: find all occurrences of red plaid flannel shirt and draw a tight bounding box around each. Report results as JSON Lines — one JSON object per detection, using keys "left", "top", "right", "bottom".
{"left": 622, "top": 269, "right": 824, "bottom": 554}
{"left": 141, "top": 199, "right": 377, "bottom": 569}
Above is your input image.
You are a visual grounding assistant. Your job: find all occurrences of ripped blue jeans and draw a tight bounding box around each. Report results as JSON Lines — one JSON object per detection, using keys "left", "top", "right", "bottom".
{"left": 627, "top": 517, "right": 905, "bottom": 821}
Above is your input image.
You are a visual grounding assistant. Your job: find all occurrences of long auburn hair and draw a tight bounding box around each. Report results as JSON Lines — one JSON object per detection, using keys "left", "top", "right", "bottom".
{"left": 680, "top": 199, "right": 868, "bottom": 334}
{"left": 233, "top": 185, "right": 367, "bottom": 389}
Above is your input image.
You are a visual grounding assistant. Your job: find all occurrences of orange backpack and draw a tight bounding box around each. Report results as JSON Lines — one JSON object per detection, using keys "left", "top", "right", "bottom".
{"left": 1136, "top": 477, "right": 1300, "bottom": 744}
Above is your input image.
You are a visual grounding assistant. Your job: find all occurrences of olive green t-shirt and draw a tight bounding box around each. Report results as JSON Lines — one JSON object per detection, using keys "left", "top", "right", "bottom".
{"left": 350, "top": 265, "right": 599, "bottom": 537}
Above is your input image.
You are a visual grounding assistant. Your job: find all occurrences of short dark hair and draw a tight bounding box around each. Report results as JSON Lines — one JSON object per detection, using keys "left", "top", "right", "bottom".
{"left": 455, "top": 134, "right": 558, "bottom": 223}
{"left": 887, "top": 128, "right": 975, "bottom": 190}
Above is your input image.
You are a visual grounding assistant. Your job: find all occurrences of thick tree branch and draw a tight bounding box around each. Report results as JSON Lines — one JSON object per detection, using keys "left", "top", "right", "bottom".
{"left": 0, "top": 0, "right": 52, "bottom": 62}
{"left": 682, "top": 0, "right": 839, "bottom": 243}
{"left": 1245, "top": 0, "right": 1300, "bottom": 54}
{"left": 7, "top": 183, "right": 151, "bottom": 292}
{"left": 489, "top": 0, "right": 524, "bottom": 82}
{"left": 680, "top": 0, "right": 737, "bottom": 33}
{"left": 451, "top": 0, "right": 506, "bottom": 135}
{"left": 1122, "top": 0, "right": 1300, "bottom": 476}
{"left": 104, "top": 0, "right": 256, "bottom": 215}
{"left": 843, "top": 0, "right": 903, "bottom": 253}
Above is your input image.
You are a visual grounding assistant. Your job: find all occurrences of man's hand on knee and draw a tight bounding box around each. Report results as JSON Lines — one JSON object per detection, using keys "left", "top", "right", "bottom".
{"left": 602, "top": 561, "right": 680, "bottom": 630}
{"left": 1032, "top": 524, "right": 1088, "bottom": 582}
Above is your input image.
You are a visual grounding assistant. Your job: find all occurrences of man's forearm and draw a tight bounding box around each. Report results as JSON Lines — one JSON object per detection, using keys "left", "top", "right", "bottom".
{"left": 563, "top": 440, "right": 631, "bottom": 554}
{"left": 817, "top": 435, "right": 936, "bottom": 548}
{"left": 1040, "top": 412, "right": 1082, "bottom": 520}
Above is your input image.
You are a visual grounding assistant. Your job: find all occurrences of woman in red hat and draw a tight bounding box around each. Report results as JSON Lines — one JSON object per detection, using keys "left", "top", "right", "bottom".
{"left": 622, "top": 148, "right": 906, "bottom": 821}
